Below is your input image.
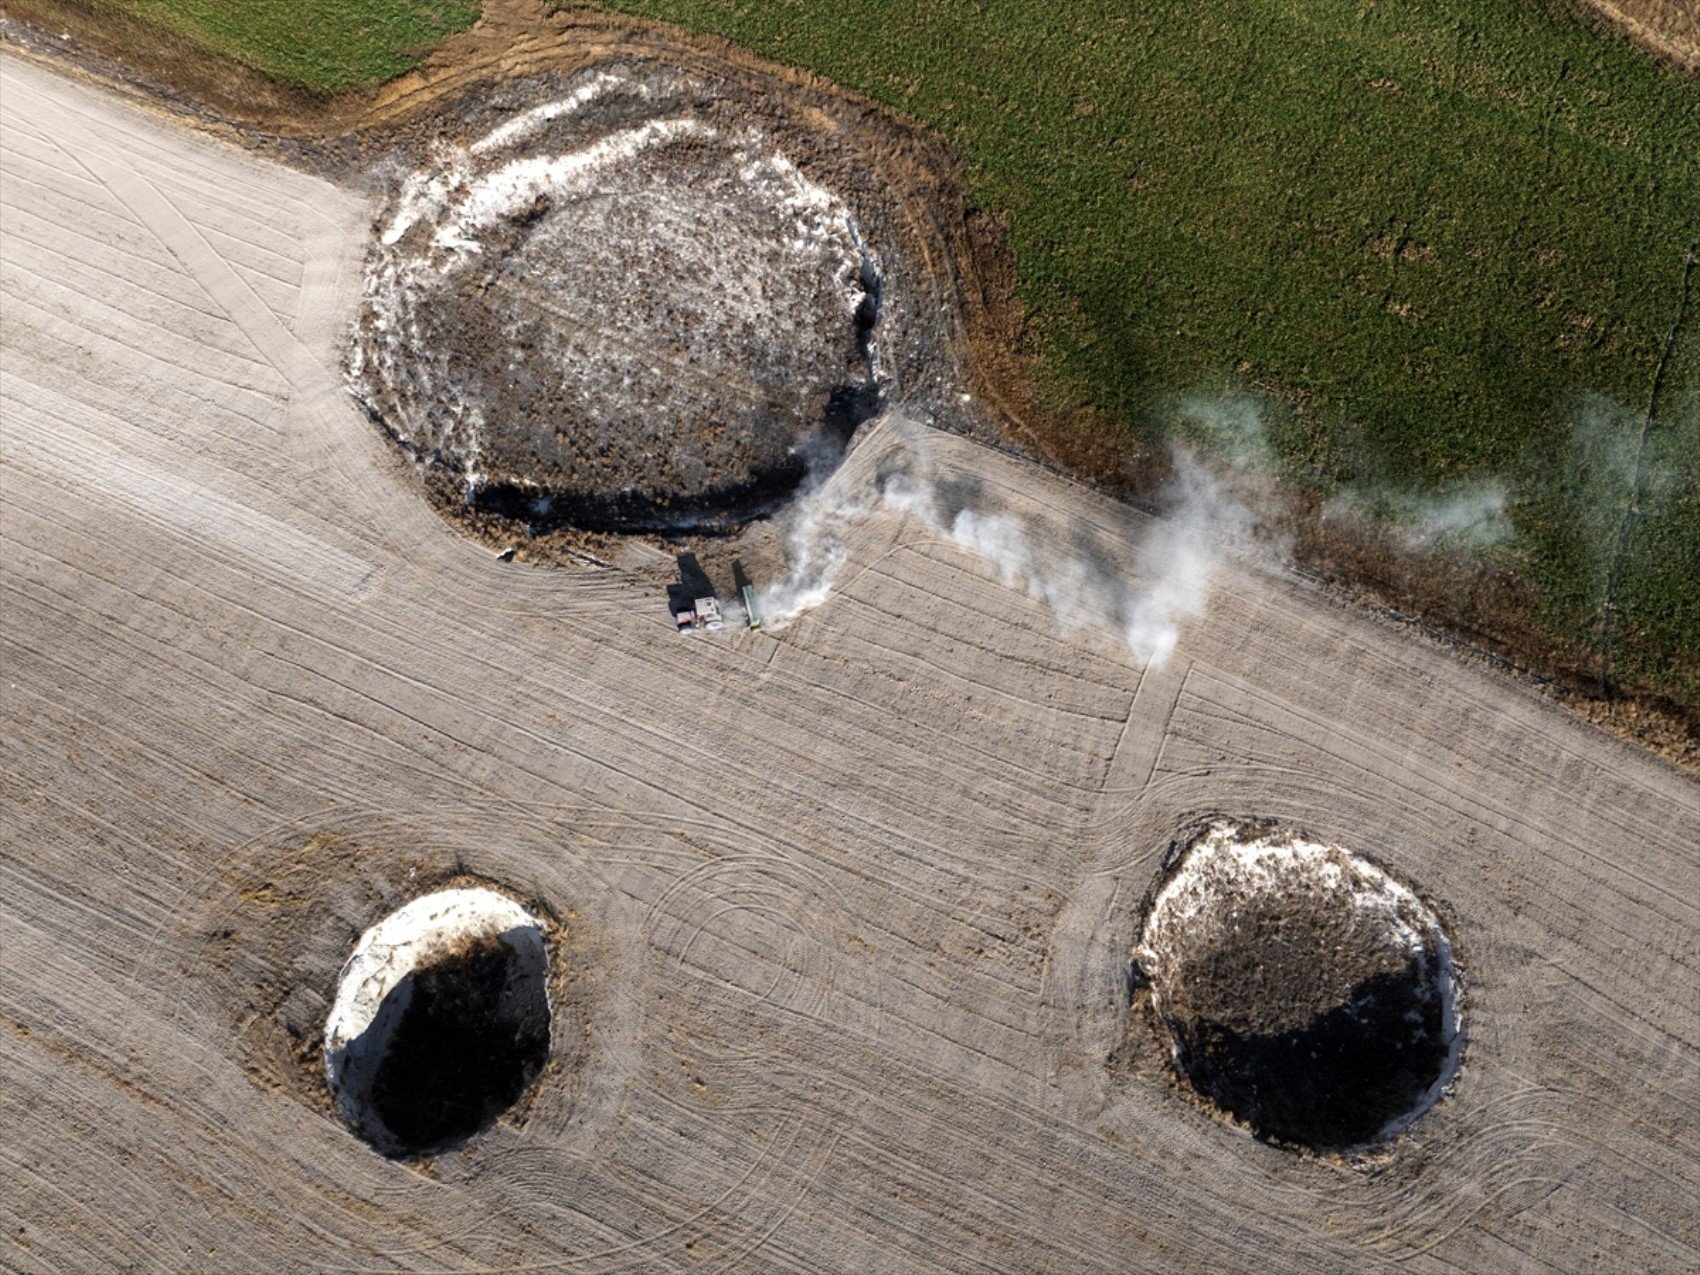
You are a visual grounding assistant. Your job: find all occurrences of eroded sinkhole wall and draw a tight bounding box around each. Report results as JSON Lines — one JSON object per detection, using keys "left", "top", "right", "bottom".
{"left": 1135, "top": 821, "right": 1463, "bottom": 1151}
{"left": 325, "top": 887, "right": 551, "bottom": 1157}
{"left": 350, "top": 67, "right": 884, "bottom": 533}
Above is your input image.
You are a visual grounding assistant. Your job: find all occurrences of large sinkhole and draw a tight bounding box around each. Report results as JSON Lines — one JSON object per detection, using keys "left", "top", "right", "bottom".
{"left": 1134, "top": 821, "right": 1462, "bottom": 1151}
{"left": 350, "top": 67, "right": 884, "bottom": 534}
{"left": 325, "top": 888, "right": 551, "bottom": 1158}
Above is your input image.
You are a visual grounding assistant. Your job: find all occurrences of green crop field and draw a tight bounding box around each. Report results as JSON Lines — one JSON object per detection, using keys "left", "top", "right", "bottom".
{"left": 584, "top": 0, "right": 1699, "bottom": 706}
{"left": 88, "top": 0, "right": 480, "bottom": 90}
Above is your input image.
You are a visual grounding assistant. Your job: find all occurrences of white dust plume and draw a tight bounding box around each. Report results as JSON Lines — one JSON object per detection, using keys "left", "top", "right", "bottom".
{"left": 759, "top": 416, "right": 1259, "bottom": 667}
{"left": 1176, "top": 392, "right": 1515, "bottom": 557}
{"left": 1325, "top": 478, "right": 1513, "bottom": 553}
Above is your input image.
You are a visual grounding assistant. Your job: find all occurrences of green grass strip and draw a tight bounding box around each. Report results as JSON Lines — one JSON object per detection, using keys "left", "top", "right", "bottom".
{"left": 94, "top": 0, "right": 480, "bottom": 91}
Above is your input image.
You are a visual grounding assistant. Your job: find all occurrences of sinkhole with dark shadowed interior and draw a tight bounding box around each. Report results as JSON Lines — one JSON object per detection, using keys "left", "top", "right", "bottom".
{"left": 1135, "top": 821, "right": 1463, "bottom": 1152}
{"left": 325, "top": 889, "right": 551, "bottom": 1158}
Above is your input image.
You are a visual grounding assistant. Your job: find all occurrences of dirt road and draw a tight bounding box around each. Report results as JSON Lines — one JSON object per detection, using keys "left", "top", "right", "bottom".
{"left": 3, "top": 54, "right": 1697, "bottom": 1272}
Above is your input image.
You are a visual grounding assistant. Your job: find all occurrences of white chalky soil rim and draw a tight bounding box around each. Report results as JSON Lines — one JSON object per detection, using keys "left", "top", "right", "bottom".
{"left": 1136, "top": 821, "right": 1464, "bottom": 1151}
{"left": 324, "top": 887, "right": 551, "bottom": 1155}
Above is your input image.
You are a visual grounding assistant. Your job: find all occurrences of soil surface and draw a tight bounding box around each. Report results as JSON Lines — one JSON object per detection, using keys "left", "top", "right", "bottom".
{"left": 4, "top": 27, "right": 1700, "bottom": 1275}
{"left": 5, "top": 0, "right": 1695, "bottom": 759}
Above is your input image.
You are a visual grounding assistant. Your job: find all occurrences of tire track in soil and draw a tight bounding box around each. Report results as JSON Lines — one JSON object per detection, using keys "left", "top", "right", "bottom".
{"left": 6, "top": 47, "right": 1699, "bottom": 1273}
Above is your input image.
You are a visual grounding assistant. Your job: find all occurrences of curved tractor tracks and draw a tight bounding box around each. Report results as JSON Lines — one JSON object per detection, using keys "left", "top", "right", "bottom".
{"left": 2, "top": 21, "right": 1699, "bottom": 1275}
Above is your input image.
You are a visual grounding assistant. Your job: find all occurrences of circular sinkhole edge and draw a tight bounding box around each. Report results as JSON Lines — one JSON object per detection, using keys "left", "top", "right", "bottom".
{"left": 1132, "top": 820, "right": 1464, "bottom": 1153}
{"left": 348, "top": 68, "right": 887, "bottom": 536}
{"left": 324, "top": 886, "right": 552, "bottom": 1158}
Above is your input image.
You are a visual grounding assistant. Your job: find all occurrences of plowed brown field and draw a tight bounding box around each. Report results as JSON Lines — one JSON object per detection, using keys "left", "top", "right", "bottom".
{"left": 3, "top": 50, "right": 1697, "bottom": 1273}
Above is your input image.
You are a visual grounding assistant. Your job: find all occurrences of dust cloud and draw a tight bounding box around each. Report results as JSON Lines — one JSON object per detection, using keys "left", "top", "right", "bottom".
{"left": 1175, "top": 394, "right": 1516, "bottom": 555}
{"left": 759, "top": 414, "right": 1260, "bottom": 668}
{"left": 1325, "top": 479, "right": 1513, "bottom": 553}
